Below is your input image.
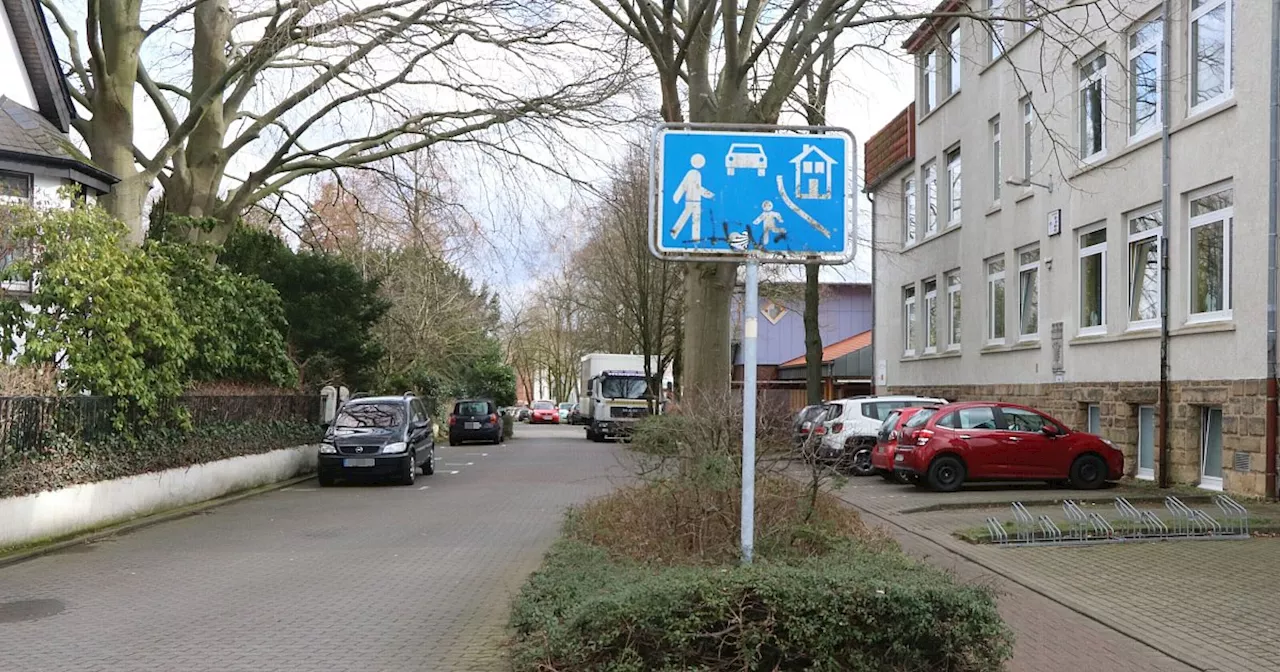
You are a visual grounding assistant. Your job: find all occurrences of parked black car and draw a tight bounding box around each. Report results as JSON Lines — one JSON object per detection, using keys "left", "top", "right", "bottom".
{"left": 317, "top": 394, "right": 436, "bottom": 486}
{"left": 449, "top": 399, "right": 503, "bottom": 445}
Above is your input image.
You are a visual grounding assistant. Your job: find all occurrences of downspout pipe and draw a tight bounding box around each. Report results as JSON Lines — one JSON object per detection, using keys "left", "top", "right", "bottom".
{"left": 867, "top": 191, "right": 877, "bottom": 396}
{"left": 1265, "top": 0, "right": 1280, "bottom": 499}
{"left": 1157, "top": 3, "right": 1173, "bottom": 489}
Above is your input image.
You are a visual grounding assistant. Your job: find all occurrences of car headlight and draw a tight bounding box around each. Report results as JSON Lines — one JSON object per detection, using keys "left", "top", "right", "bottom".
{"left": 381, "top": 442, "right": 408, "bottom": 454}
{"left": 319, "top": 443, "right": 337, "bottom": 454}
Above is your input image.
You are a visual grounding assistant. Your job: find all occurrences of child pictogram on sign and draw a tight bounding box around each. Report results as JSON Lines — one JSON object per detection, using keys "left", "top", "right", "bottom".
{"left": 752, "top": 200, "right": 786, "bottom": 246}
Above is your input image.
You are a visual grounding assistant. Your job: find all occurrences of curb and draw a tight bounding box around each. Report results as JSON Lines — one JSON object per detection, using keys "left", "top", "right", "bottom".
{"left": 838, "top": 492, "right": 1209, "bottom": 672}
{"left": 0, "top": 472, "right": 316, "bottom": 569}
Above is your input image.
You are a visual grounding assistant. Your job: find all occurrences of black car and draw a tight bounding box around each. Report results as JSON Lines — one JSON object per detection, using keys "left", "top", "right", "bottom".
{"left": 317, "top": 394, "right": 436, "bottom": 486}
{"left": 449, "top": 399, "right": 503, "bottom": 445}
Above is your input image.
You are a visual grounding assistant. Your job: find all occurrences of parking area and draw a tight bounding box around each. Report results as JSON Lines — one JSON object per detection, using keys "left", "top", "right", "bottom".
{"left": 0, "top": 424, "right": 620, "bottom": 672}
{"left": 837, "top": 475, "right": 1280, "bottom": 672}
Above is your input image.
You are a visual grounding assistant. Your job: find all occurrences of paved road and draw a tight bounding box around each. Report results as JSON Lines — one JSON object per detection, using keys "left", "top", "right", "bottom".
{"left": 0, "top": 424, "right": 623, "bottom": 672}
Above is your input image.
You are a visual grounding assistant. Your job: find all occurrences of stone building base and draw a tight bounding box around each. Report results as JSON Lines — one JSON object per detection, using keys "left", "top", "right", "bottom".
{"left": 885, "top": 379, "right": 1272, "bottom": 497}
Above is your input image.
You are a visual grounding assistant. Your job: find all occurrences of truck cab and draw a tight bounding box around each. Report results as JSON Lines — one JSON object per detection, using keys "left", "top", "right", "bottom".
{"left": 583, "top": 369, "right": 651, "bottom": 441}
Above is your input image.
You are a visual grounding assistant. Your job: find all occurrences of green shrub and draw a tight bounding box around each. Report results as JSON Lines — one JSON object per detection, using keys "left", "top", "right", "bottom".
{"left": 511, "top": 538, "right": 1012, "bottom": 672}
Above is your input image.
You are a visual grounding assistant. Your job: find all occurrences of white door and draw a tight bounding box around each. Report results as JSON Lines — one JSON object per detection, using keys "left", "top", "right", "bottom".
{"left": 1200, "top": 407, "right": 1224, "bottom": 491}
{"left": 1136, "top": 405, "right": 1155, "bottom": 480}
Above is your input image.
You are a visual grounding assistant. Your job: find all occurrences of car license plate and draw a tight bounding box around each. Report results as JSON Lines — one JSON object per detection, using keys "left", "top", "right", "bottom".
{"left": 894, "top": 454, "right": 904, "bottom": 463}
{"left": 343, "top": 458, "right": 376, "bottom": 467}
{"left": 466, "top": 422, "right": 480, "bottom": 429}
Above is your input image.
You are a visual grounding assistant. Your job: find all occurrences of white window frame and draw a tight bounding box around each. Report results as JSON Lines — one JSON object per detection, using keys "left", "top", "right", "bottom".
{"left": 988, "top": 0, "right": 1005, "bottom": 61}
{"left": 1189, "top": 0, "right": 1234, "bottom": 114}
{"left": 903, "top": 285, "right": 918, "bottom": 356}
{"left": 1078, "top": 52, "right": 1107, "bottom": 161}
{"left": 903, "top": 176, "right": 918, "bottom": 245}
{"left": 1127, "top": 208, "right": 1162, "bottom": 331}
{"left": 923, "top": 278, "right": 938, "bottom": 354}
{"left": 1129, "top": 15, "right": 1163, "bottom": 141}
{"left": 947, "top": 271, "right": 962, "bottom": 351}
{"left": 1200, "top": 406, "right": 1224, "bottom": 491}
{"left": 948, "top": 25, "right": 961, "bottom": 95}
{"left": 1078, "top": 224, "right": 1108, "bottom": 336}
{"left": 1136, "top": 405, "right": 1156, "bottom": 480}
{"left": 946, "top": 147, "right": 962, "bottom": 226}
{"left": 924, "top": 161, "right": 938, "bottom": 235}
{"left": 1086, "top": 403, "right": 1102, "bottom": 435}
{"left": 991, "top": 117, "right": 1002, "bottom": 202}
{"left": 1021, "top": 0, "right": 1039, "bottom": 33}
{"left": 1018, "top": 247, "right": 1040, "bottom": 340}
{"left": 1187, "top": 187, "right": 1233, "bottom": 323}
{"left": 987, "top": 257, "right": 1006, "bottom": 345}
{"left": 1022, "top": 97, "right": 1033, "bottom": 180}
{"left": 924, "top": 50, "right": 939, "bottom": 113}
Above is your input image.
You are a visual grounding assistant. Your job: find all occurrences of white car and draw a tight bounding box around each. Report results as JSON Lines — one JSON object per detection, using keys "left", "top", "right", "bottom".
{"left": 725, "top": 143, "right": 767, "bottom": 176}
{"left": 818, "top": 395, "right": 948, "bottom": 475}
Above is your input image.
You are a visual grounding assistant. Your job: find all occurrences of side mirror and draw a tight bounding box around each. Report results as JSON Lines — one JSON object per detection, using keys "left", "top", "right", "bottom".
{"left": 1041, "top": 425, "right": 1060, "bottom": 436}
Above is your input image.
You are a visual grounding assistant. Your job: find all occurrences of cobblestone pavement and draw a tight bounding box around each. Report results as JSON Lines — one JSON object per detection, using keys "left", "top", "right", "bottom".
{"left": 838, "top": 475, "right": 1279, "bottom": 672}
{"left": 0, "top": 424, "right": 624, "bottom": 672}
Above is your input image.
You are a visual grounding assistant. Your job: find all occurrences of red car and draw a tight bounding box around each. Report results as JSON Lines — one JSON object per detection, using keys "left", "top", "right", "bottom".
{"left": 893, "top": 401, "right": 1124, "bottom": 492}
{"left": 529, "top": 400, "right": 560, "bottom": 424}
{"left": 871, "top": 406, "right": 931, "bottom": 482}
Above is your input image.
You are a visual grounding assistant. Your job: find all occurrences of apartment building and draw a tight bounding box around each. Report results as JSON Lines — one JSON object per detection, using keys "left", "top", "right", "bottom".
{"left": 864, "top": 0, "right": 1276, "bottom": 496}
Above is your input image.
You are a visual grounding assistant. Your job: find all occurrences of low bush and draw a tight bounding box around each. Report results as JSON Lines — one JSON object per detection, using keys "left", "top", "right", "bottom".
{"left": 510, "top": 537, "right": 1013, "bottom": 672}
{"left": 0, "top": 420, "right": 320, "bottom": 497}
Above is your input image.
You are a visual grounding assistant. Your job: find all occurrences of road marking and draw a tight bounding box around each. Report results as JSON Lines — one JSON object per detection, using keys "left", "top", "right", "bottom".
{"left": 418, "top": 486, "right": 430, "bottom": 490}
{"left": 449, "top": 470, "right": 460, "bottom": 475}
{"left": 444, "top": 463, "right": 469, "bottom": 466}
{"left": 466, "top": 462, "right": 474, "bottom": 466}
{"left": 482, "top": 453, "right": 488, "bottom": 457}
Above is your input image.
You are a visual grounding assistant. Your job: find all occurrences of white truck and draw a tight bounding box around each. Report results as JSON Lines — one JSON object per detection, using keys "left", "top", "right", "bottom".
{"left": 579, "top": 353, "right": 659, "bottom": 441}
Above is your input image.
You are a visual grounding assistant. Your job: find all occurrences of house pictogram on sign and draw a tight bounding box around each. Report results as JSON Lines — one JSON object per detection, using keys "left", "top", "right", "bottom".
{"left": 790, "top": 144, "right": 837, "bottom": 200}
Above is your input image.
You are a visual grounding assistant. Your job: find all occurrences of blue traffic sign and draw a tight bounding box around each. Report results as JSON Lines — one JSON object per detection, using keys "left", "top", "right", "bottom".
{"left": 652, "top": 127, "right": 855, "bottom": 260}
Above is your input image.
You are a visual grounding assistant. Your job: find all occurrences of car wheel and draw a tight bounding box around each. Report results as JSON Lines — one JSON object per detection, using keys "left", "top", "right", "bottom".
{"left": 849, "top": 448, "right": 875, "bottom": 476}
{"left": 422, "top": 447, "right": 435, "bottom": 476}
{"left": 449, "top": 439, "right": 459, "bottom": 447}
{"left": 1070, "top": 454, "right": 1108, "bottom": 490}
{"left": 492, "top": 432, "right": 501, "bottom": 445}
{"left": 399, "top": 452, "right": 416, "bottom": 486}
{"left": 926, "top": 456, "right": 966, "bottom": 492}
{"left": 317, "top": 472, "right": 335, "bottom": 487}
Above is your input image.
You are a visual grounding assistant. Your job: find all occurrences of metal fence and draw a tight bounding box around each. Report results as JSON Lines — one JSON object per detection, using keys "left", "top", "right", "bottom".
{"left": 0, "top": 394, "right": 319, "bottom": 458}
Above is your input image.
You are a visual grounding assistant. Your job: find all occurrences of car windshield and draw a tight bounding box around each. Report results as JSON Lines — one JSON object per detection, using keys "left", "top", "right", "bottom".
{"left": 455, "top": 401, "right": 488, "bottom": 416}
{"left": 601, "top": 376, "right": 648, "bottom": 399}
{"left": 904, "top": 408, "right": 937, "bottom": 429}
{"left": 532, "top": 401, "right": 554, "bottom": 410}
{"left": 335, "top": 403, "right": 405, "bottom": 429}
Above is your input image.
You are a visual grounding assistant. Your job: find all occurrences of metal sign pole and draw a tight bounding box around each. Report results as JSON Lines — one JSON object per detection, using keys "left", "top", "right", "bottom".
{"left": 741, "top": 256, "right": 759, "bottom": 564}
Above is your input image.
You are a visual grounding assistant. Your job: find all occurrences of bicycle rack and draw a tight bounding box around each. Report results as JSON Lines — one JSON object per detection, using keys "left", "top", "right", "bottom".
{"left": 984, "top": 496, "right": 1251, "bottom": 546}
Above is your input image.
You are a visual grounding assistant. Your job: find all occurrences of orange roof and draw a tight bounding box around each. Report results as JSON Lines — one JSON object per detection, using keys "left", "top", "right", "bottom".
{"left": 779, "top": 330, "right": 872, "bottom": 368}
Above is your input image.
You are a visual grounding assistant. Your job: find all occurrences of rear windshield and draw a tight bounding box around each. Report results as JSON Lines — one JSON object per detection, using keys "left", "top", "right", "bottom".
{"left": 335, "top": 403, "right": 405, "bottom": 429}
{"left": 904, "top": 408, "right": 937, "bottom": 429}
{"left": 822, "top": 403, "right": 843, "bottom": 420}
{"left": 455, "top": 401, "right": 489, "bottom": 416}
{"left": 877, "top": 411, "right": 902, "bottom": 441}
{"left": 861, "top": 401, "right": 914, "bottom": 421}
{"left": 532, "top": 401, "right": 554, "bottom": 410}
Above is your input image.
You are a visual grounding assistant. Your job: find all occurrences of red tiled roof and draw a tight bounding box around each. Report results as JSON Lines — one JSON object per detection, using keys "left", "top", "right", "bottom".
{"left": 863, "top": 104, "right": 915, "bottom": 192}
{"left": 779, "top": 330, "right": 872, "bottom": 368}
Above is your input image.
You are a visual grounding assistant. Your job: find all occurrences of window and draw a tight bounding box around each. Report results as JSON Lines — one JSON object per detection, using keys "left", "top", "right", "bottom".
{"left": 942, "top": 406, "right": 998, "bottom": 430}
{"left": 948, "top": 26, "right": 961, "bottom": 94}
{"left": 862, "top": 401, "right": 913, "bottom": 422}
{"left": 903, "top": 176, "right": 917, "bottom": 245}
{"left": 1129, "top": 16, "right": 1163, "bottom": 139}
{"left": 1087, "top": 403, "right": 1102, "bottom": 434}
{"left": 987, "top": 257, "right": 1006, "bottom": 343}
{"left": 1022, "top": 97, "right": 1033, "bottom": 179}
{"left": 924, "top": 162, "right": 938, "bottom": 235}
{"left": 903, "top": 285, "right": 918, "bottom": 356}
{"left": 1018, "top": 248, "right": 1040, "bottom": 339}
{"left": 923, "top": 278, "right": 938, "bottom": 353}
{"left": 1079, "top": 226, "right": 1107, "bottom": 334}
{"left": 0, "top": 172, "right": 31, "bottom": 202}
{"left": 1079, "top": 52, "right": 1106, "bottom": 159}
{"left": 1189, "top": 188, "right": 1232, "bottom": 320}
{"left": 947, "top": 271, "right": 962, "bottom": 350}
{"left": 1191, "top": 0, "right": 1233, "bottom": 110}
{"left": 1137, "top": 405, "right": 1156, "bottom": 479}
{"left": 946, "top": 148, "right": 962, "bottom": 225}
{"left": 1200, "top": 407, "right": 1224, "bottom": 490}
{"left": 988, "top": 0, "right": 1004, "bottom": 61}
{"left": 991, "top": 117, "right": 1002, "bottom": 201}
{"left": 1128, "top": 209, "right": 1161, "bottom": 328}
{"left": 1003, "top": 407, "right": 1051, "bottom": 433}
{"left": 923, "top": 50, "right": 938, "bottom": 113}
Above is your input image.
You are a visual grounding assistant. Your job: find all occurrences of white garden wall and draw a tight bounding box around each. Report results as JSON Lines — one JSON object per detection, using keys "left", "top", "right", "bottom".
{"left": 0, "top": 445, "right": 317, "bottom": 548}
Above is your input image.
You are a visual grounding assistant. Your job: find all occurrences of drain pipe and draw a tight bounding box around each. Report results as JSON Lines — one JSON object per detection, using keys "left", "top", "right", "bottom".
{"left": 1157, "top": 6, "right": 1173, "bottom": 489}
{"left": 868, "top": 191, "right": 877, "bottom": 396}
{"left": 1266, "top": 0, "right": 1280, "bottom": 499}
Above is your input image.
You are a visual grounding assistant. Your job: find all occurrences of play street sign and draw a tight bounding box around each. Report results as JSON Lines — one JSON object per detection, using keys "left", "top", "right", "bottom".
{"left": 650, "top": 125, "right": 856, "bottom": 262}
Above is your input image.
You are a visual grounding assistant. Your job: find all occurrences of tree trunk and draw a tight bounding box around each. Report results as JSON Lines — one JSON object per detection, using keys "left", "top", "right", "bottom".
{"left": 86, "top": 0, "right": 146, "bottom": 241}
{"left": 681, "top": 262, "right": 736, "bottom": 404}
{"left": 804, "top": 263, "right": 823, "bottom": 404}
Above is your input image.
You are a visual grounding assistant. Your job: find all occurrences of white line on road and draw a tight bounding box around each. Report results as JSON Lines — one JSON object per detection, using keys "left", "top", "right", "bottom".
{"left": 418, "top": 486, "right": 430, "bottom": 490}
{"left": 466, "top": 462, "right": 474, "bottom": 466}
{"left": 449, "top": 470, "right": 460, "bottom": 475}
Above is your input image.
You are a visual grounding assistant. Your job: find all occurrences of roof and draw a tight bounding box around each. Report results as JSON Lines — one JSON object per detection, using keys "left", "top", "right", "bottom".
{"left": 902, "top": 0, "right": 966, "bottom": 55}
{"left": 0, "top": 96, "right": 116, "bottom": 188}
{"left": 779, "top": 330, "right": 871, "bottom": 368}
{"left": 864, "top": 104, "right": 915, "bottom": 192}
{"left": 345, "top": 396, "right": 411, "bottom": 405}
{"left": 1, "top": 0, "right": 74, "bottom": 131}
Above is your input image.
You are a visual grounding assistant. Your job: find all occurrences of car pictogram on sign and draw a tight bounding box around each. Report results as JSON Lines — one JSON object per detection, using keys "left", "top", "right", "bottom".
{"left": 725, "top": 143, "right": 767, "bottom": 176}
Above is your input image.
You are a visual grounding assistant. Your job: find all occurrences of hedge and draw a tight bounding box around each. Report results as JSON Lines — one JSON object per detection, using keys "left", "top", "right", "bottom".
{"left": 510, "top": 538, "right": 1013, "bottom": 672}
